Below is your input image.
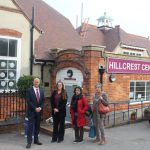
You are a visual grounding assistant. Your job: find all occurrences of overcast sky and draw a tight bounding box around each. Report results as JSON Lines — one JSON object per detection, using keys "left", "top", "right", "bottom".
{"left": 43, "top": 0, "right": 150, "bottom": 38}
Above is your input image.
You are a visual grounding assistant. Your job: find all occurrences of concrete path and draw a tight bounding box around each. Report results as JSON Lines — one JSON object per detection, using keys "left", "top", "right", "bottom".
{"left": 0, "top": 121, "right": 150, "bottom": 150}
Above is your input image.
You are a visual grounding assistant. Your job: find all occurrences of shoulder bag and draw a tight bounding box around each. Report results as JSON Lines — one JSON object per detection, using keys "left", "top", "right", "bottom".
{"left": 99, "top": 100, "right": 111, "bottom": 113}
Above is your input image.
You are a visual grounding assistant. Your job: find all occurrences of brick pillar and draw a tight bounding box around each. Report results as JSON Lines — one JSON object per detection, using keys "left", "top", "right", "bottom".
{"left": 82, "top": 45, "right": 105, "bottom": 102}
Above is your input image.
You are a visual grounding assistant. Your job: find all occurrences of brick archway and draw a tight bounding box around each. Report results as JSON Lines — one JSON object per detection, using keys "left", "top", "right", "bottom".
{"left": 51, "top": 60, "right": 90, "bottom": 79}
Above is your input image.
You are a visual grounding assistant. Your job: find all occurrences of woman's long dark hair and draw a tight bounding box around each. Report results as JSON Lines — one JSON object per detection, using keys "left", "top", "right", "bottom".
{"left": 56, "top": 80, "right": 67, "bottom": 100}
{"left": 71, "top": 86, "right": 83, "bottom": 106}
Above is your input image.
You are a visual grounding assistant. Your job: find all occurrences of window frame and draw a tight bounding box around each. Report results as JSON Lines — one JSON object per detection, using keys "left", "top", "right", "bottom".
{"left": 0, "top": 36, "right": 21, "bottom": 91}
{"left": 129, "top": 80, "right": 150, "bottom": 102}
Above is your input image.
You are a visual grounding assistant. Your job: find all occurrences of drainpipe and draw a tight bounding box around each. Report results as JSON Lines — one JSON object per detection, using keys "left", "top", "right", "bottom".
{"left": 41, "top": 62, "right": 46, "bottom": 83}
{"left": 30, "top": 6, "right": 35, "bottom": 75}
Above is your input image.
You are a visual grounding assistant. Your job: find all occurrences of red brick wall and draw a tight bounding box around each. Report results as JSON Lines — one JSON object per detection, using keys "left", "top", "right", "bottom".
{"left": 49, "top": 46, "right": 150, "bottom": 112}
{"left": 42, "top": 98, "right": 51, "bottom": 119}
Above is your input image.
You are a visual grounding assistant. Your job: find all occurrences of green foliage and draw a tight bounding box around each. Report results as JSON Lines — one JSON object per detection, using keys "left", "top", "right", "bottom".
{"left": 131, "top": 110, "right": 136, "bottom": 115}
{"left": 144, "top": 107, "right": 149, "bottom": 113}
{"left": 17, "top": 75, "right": 43, "bottom": 98}
{"left": 17, "top": 75, "right": 35, "bottom": 90}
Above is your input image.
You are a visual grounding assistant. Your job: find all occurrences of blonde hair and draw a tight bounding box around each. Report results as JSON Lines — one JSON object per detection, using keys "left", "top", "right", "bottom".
{"left": 95, "top": 83, "right": 101, "bottom": 95}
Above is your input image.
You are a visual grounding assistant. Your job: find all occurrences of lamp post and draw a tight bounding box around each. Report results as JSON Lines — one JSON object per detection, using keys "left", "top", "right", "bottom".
{"left": 98, "top": 64, "right": 105, "bottom": 90}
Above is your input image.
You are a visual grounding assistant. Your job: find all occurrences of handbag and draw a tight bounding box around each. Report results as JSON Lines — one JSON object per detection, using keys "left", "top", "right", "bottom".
{"left": 99, "top": 100, "right": 111, "bottom": 113}
{"left": 88, "top": 118, "right": 96, "bottom": 138}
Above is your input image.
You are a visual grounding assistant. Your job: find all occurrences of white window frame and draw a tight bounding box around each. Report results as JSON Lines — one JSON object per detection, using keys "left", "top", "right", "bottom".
{"left": 0, "top": 36, "right": 21, "bottom": 91}
{"left": 129, "top": 80, "right": 150, "bottom": 102}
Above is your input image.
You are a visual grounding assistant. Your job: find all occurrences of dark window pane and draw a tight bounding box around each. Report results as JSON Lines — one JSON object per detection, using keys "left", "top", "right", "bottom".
{"left": 9, "top": 39, "right": 17, "bottom": 57}
{"left": 130, "top": 87, "right": 134, "bottom": 92}
{"left": 136, "top": 82, "right": 145, "bottom": 87}
{"left": 0, "top": 38, "right": 8, "bottom": 56}
{"left": 130, "top": 82, "right": 134, "bottom": 86}
{"left": 136, "top": 86, "right": 145, "bottom": 92}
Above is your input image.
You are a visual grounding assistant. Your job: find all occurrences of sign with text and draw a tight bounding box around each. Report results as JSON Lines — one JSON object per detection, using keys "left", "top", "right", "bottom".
{"left": 107, "top": 57, "right": 150, "bottom": 74}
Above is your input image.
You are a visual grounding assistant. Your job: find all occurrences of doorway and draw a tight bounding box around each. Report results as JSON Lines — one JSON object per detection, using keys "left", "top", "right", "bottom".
{"left": 56, "top": 67, "right": 83, "bottom": 121}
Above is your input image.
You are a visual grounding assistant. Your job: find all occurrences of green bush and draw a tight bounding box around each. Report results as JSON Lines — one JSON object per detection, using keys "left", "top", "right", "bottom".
{"left": 17, "top": 75, "right": 43, "bottom": 98}
{"left": 17, "top": 75, "right": 34, "bottom": 90}
{"left": 144, "top": 108, "right": 149, "bottom": 113}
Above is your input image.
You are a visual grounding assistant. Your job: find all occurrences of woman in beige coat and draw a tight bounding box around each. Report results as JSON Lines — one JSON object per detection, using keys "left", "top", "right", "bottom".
{"left": 92, "top": 83, "right": 109, "bottom": 145}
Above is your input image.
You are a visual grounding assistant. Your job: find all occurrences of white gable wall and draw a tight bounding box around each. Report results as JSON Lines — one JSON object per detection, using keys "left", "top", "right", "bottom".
{"left": 0, "top": 5, "right": 40, "bottom": 76}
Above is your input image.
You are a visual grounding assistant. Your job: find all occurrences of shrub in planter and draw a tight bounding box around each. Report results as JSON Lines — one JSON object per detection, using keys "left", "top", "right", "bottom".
{"left": 144, "top": 108, "right": 150, "bottom": 118}
{"left": 130, "top": 110, "right": 137, "bottom": 120}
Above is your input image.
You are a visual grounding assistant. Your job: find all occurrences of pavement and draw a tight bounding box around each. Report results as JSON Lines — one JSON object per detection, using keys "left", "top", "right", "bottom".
{"left": 0, "top": 121, "right": 150, "bottom": 150}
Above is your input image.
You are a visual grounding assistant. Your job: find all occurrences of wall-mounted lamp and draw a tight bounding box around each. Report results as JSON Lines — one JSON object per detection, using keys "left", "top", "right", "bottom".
{"left": 109, "top": 73, "right": 116, "bottom": 82}
{"left": 67, "top": 69, "right": 73, "bottom": 78}
{"left": 98, "top": 64, "right": 105, "bottom": 86}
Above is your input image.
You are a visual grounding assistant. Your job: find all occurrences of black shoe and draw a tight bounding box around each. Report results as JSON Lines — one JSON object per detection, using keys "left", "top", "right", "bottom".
{"left": 34, "top": 141, "right": 42, "bottom": 145}
{"left": 51, "top": 139, "right": 57, "bottom": 143}
{"left": 78, "top": 139, "right": 83, "bottom": 143}
{"left": 26, "top": 143, "right": 31, "bottom": 149}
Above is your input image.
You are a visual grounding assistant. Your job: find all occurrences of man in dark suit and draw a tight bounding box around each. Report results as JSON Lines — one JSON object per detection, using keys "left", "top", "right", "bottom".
{"left": 26, "top": 77, "right": 44, "bottom": 149}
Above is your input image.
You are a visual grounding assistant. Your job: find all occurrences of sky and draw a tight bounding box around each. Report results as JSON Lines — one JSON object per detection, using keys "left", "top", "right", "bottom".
{"left": 43, "top": 0, "right": 150, "bottom": 38}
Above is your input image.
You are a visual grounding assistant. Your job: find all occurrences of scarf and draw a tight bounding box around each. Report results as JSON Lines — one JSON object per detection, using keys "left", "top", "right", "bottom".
{"left": 71, "top": 94, "right": 82, "bottom": 112}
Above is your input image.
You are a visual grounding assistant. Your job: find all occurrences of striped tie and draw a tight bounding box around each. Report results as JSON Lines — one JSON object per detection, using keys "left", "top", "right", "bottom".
{"left": 36, "top": 88, "right": 40, "bottom": 103}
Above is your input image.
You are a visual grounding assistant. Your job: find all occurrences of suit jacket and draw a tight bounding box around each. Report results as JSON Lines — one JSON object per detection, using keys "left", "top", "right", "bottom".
{"left": 26, "top": 87, "right": 44, "bottom": 119}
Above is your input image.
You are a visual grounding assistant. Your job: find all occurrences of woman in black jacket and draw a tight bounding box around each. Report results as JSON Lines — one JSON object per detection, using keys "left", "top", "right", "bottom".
{"left": 50, "top": 80, "right": 67, "bottom": 143}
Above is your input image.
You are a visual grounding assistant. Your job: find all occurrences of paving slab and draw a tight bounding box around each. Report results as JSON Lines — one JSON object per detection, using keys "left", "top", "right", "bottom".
{"left": 0, "top": 121, "right": 150, "bottom": 150}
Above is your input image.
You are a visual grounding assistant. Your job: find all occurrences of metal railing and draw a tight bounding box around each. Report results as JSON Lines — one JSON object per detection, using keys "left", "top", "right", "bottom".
{"left": 106, "top": 100, "right": 150, "bottom": 127}
{"left": 0, "top": 89, "right": 150, "bottom": 127}
{"left": 0, "top": 89, "right": 27, "bottom": 121}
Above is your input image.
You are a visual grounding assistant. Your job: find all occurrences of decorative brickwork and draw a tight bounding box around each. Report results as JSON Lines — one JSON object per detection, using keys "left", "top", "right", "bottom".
{"left": 0, "top": 28, "right": 22, "bottom": 38}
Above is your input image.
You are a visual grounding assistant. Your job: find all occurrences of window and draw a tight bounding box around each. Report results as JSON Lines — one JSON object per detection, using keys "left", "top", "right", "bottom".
{"left": 136, "top": 53, "right": 142, "bottom": 56}
{"left": 123, "top": 51, "right": 129, "bottom": 55}
{"left": 123, "top": 51, "right": 142, "bottom": 57}
{"left": 130, "top": 52, "right": 135, "bottom": 56}
{"left": 0, "top": 36, "right": 20, "bottom": 90}
{"left": 130, "top": 81, "right": 150, "bottom": 101}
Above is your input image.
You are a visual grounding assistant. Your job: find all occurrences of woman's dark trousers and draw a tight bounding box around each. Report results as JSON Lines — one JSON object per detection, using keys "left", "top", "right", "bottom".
{"left": 52, "top": 113, "right": 65, "bottom": 141}
{"left": 74, "top": 115, "right": 84, "bottom": 141}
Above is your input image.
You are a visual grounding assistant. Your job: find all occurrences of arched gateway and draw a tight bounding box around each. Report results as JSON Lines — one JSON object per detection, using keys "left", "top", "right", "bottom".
{"left": 56, "top": 67, "right": 83, "bottom": 121}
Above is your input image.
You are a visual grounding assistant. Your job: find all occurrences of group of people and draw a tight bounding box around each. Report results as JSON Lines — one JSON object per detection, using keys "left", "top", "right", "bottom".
{"left": 25, "top": 78, "right": 109, "bottom": 149}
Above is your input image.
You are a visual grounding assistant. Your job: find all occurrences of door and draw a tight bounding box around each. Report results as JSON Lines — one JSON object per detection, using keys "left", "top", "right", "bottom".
{"left": 65, "top": 85, "right": 75, "bottom": 121}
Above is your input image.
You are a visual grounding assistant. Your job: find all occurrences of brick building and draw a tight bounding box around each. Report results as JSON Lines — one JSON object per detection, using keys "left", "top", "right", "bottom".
{"left": 0, "top": 0, "right": 150, "bottom": 120}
